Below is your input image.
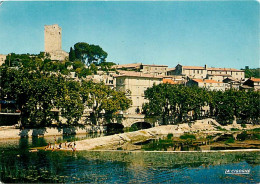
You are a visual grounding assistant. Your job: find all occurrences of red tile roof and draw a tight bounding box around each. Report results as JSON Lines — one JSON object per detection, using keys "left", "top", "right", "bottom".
{"left": 142, "top": 64, "right": 168, "bottom": 67}
{"left": 183, "top": 66, "right": 205, "bottom": 70}
{"left": 163, "top": 78, "right": 176, "bottom": 84}
{"left": 250, "top": 77, "right": 260, "bottom": 82}
{"left": 192, "top": 79, "right": 222, "bottom": 83}
{"left": 111, "top": 63, "right": 141, "bottom": 69}
{"left": 207, "top": 67, "right": 243, "bottom": 72}
{"left": 115, "top": 71, "right": 163, "bottom": 79}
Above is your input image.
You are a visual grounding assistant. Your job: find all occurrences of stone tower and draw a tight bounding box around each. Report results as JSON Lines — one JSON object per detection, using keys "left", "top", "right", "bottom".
{"left": 44, "top": 24, "right": 68, "bottom": 61}
{"left": 44, "top": 24, "right": 62, "bottom": 53}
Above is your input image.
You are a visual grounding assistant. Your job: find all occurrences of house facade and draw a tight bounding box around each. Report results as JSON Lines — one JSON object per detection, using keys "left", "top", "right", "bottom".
{"left": 171, "top": 64, "right": 245, "bottom": 81}
{"left": 207, "top": 67, "right": 245, "bottom": 81}
{"left": 242, "top": 77, "right": 260, "bottom": 91}
{"left": 0, "top": 54, "right": 7, "bottom": 66}
{"left": 140, "top": 64, "right": 168, "bottom": 76}
{"left": 172, "top": 64, "right": 208, "bottom": 79}
{"left": 115, "top": 71, "right": 162, "bottom": 114}
{"left": 186, "top": 79, "right": 229, "bottom": 91}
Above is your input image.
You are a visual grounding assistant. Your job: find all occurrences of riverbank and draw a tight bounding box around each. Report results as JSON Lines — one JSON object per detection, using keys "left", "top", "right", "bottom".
{"left": 73, "top": 119, "right": 260, "bottom": 151}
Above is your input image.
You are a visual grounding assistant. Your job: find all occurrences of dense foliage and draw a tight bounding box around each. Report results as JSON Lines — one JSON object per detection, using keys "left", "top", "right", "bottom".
{"left": 0, "top": 53, "right": 131, "bottom": 127}
{"left": 243, "top": 68, "right": 260, "bottom": 78}
{"left": 69, "top": 42, "right": 108, "bottom": 66}
{"left": 143, "top": 84, "right": 260, "bottom": 125}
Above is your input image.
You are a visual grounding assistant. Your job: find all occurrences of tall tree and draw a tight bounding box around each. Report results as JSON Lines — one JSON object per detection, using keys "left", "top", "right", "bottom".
{"left": 69, "top": 47, "right": 76, "bottom": 62}
{"left": 74, "top": 42, "right": 108, "bottom": 66}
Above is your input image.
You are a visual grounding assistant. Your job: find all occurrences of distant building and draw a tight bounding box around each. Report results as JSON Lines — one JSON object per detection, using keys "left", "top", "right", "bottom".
{"left": 0, "top": 54, "right": 7, "bottom": 66}
{"left": 166, "top": 67, "right": 176, "bottom": 76}
{"left": 223, "top": 77, "right": 241, "bottom": 90}
{"left": 207, "top": 67, "right": 244, "bottom": 81}
{"left": 44, "top": 24, "right": 68, "bottom": 61}
{"left": 140, "top": 64, "right": 168, "bottom": 76}
{"left": 171, "top": 64, "right": 245, "bottom": 81}
{"left": 111, "top": 63, "right": 142, "bottom": 70}
{"left": 241, "top": 77, "right": 260, "bottom": 91}
{"left": 115, "top": 71, "right": 162, "bottom": 114}
{"left": 172, "top": 64, "right": 208, "bottom": 79}
{"left": 112, "top": 63, "right": 168, "bottom": 76}
{"left": 186, "top": 79, "right": 229, "bottom": 91}
{"left": 162, "top": 78, "right": 177, "bottom": 85}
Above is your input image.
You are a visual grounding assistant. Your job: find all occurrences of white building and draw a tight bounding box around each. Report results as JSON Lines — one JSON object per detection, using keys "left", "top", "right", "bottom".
{"left": 115, "top": 71, "right": 163, "bottom": 114}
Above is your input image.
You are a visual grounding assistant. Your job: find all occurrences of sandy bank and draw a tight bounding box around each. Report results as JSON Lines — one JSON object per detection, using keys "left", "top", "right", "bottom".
{"left": 75, "top": 118, "right": 260, "bottom": 151}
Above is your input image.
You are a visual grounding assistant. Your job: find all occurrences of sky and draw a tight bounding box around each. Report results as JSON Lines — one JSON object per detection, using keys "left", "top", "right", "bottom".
{"left": 0, "top": 1, "right": 259, "bottom": 69}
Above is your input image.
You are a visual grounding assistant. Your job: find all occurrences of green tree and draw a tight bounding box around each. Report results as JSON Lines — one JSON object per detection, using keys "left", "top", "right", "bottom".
{"left": 74, "top": 42, "right": 108, "bottom": 66}
{"left": 69, "top": 47, "right": 76, "bottom": 62}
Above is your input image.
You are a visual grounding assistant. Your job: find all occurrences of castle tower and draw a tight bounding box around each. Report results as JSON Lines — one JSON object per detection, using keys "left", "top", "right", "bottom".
{"left": 44, "top": 24, "right": 62, "bottom": 53}
{"left": 44, "top": 24, "right": 68, "bottom": 61}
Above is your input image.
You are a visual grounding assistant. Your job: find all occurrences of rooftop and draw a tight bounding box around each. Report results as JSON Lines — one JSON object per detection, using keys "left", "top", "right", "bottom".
{"left": 142, "top": 64, "right": 168, "bottom": 67}
{"left": 192, "top": 79, "right": 222, "bottom": 83}
{"left": 207, "top": 67, "right": 243, "bottom": 72}
{"left": 111, "top": 63, "right": 141, "bottom": 69}
{"left": 115, "top": 70, "right": 163, "bottom": 79}
{"left": 182, "top": 66, "right": 205, "bottom": 70}
{"left": 163, "top": 78, "right": 176, "bottom": 84}
{"left": 249, "top": 77, "right": 260, "bottom": 82}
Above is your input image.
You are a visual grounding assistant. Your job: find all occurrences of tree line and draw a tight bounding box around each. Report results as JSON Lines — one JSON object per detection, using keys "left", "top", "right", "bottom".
{"left": 0, "top": 66, "right": 131, "bottom": 127}
{"left": 143, "top": 84, "right": 260, "bottom": 125}
{"left": 0, "top": 52, "right": 131, "bottom": 127}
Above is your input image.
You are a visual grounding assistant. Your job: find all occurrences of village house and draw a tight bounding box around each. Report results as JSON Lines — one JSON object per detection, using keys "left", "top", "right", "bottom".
{"left": 170, "top": 64, "right": 245, "bottom": 81}
{"left": 0, "top": 54, "right": 7, "bottom": 66}
{"left": 223, "top": 77, "right": 242, "bottom": 90}
{"left": 115, "top": 71, "right": 163, "bottom": 114}
{"left": 186, "top": 79, "right": 229, "bottom": 91}
{"left": 207, "top": 67, "right": 245, "bottom": 81}
{"left": 241, "top": 77, "right": 260, "bottom": 91}
{"left": 112, "top": 63, "right": 168, "bottom": 76}
{"left": 140, "top": 64, "right": 168, "bottom": 76}
{"left": 206, "top": 74, "right": 232, "bottom": 82}
{"left": 111, "top": 63, "right": 142, "bottom": 71}
{"left": 171, "top": 64, "right": 208, "bottom": 79}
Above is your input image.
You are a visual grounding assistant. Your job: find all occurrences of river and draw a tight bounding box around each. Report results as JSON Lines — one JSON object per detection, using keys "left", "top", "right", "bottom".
{"left": 0, "top": 133, "right": 259, "bottom": 183}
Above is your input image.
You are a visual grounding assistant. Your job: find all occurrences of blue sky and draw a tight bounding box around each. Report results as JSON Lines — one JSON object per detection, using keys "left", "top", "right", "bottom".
{"left": 0, "top": 1, "right": 259, "bottom": 69}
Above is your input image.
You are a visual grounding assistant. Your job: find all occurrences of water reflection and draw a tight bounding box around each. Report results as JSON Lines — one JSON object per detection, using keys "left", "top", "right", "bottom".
{"left": 0, "top": 131, "right": 259, "bottom": 183}
{"left": 0, "top": 148, "right": 259, "bottom": 183}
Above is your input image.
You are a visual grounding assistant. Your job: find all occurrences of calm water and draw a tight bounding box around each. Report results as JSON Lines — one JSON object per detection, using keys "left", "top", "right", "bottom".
{"left": 0, "top": 135, "right": 259, "bottom": 183}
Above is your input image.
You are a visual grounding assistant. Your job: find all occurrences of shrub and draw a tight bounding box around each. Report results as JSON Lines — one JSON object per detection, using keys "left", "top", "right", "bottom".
{"left": 241, "top": 124, "right": 247, "bottom": 128}
{"left": 225, "top": 137, "right": 235, "bottom": 144}
{"left": 231, "top": 128, "right": 239, "bottom": 131}
{"left": 167, "top": 133, "right": 173, "bottom": 140}
{"left": 180, "top": 134, "right": 196, "bottom": 140}
{"left": 216, "top": 126, "right": 226, "bottom": 131}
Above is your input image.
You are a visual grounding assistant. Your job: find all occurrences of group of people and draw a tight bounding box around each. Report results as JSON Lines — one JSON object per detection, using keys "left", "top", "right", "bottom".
{"left": 45, "top": 136, "right": 76, "bottom": 152}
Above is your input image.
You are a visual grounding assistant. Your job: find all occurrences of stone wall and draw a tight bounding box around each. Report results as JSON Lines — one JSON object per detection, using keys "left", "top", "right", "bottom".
{"left": 0, "top": 125, "right": 106, "bottom": 140}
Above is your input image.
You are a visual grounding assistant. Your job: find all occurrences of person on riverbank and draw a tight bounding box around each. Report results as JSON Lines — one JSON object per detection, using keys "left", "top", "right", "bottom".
{"left": 58, "top": 143, "right": 62, "bottom": 149}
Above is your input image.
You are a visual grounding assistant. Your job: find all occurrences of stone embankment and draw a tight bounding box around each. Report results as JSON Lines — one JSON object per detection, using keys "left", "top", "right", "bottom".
{"left": 0, "top": 125, "right": 106, "bottom": 140}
